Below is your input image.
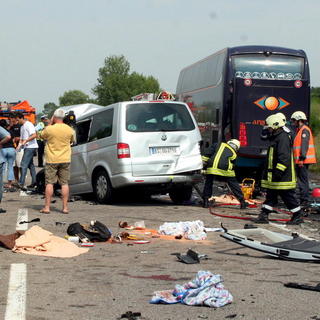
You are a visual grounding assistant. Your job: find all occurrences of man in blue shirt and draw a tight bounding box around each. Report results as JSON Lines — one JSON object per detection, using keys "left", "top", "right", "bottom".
{"left": 0, "top": 126, "right": 12, "bottom": 213}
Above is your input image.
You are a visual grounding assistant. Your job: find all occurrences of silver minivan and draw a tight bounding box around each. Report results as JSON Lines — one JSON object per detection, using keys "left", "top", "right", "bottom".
{"left": 61, "top": 101, "right": 202, "bottom": 203}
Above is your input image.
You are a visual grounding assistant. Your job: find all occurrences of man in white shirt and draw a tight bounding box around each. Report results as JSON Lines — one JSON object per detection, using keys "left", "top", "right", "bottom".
{"left": 16, "top": 112, "right": 38, "bottom": 190}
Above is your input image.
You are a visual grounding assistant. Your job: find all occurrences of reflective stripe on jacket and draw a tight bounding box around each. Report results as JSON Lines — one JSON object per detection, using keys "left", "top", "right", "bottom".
{"left": 204, "top": 142, "right": 237, "bottom": 177}
{"left": 293, "top": 125, "right": 316, "bottom": 164}
{"left": 261, "top": 129, "right": 296, "bottom": 190}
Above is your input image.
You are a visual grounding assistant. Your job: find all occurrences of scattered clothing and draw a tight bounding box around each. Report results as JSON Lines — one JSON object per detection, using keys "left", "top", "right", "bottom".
{"left": 0, "top": 232, "right": 22, "bottom": 249}
{"left": 150, "top": 270, "right": 233, "bottom": 308}
{"left": 13, "top": 225, "right": 89, "bottom": 258}
{"left": 158, "top": 220, "right": 207, "bottom": 240}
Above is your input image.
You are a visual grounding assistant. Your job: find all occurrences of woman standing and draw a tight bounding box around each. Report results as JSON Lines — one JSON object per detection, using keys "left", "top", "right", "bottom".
{"left": 0, "top": 120, "right": 16, "bottom": 189}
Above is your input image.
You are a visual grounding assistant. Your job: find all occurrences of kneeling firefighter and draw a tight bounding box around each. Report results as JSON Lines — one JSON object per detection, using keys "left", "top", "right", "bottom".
{"left": 253, "top": 114, "right": 304, "bottom": 225}
{"left": 202, "top": 139, "right": 248, "bottom": 209}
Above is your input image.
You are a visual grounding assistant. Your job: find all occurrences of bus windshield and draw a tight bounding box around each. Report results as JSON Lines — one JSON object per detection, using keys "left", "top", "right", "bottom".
{"left": 232, "top": 54, "right": 304, "bottom": 81}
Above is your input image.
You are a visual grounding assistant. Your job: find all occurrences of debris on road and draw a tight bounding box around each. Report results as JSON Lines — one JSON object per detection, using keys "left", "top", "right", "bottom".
{"left": 173, "top": 249, "right": 209, "bottom": 264}
{"left": 19, "top": 218, "right": 40, "bottom": 224}
{"left": 221, "top": 226, "right": 320, "bottom": 262}
{"left": 150, "top": 270, "right": 233, "bottom": 308}
{"left": 284, "top": 282, "right": 320, "bottom": 292}
{"left": 13, "top": 226, "right": 89, "bottom": 257}
{"left": 158, "top": 220, "right": 207, "bottom": 240}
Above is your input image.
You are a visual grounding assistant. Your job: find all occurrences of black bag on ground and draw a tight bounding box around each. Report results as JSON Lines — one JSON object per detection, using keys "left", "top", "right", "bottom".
{"left": 67, "top": 221, "right": 112, "bottom": 242}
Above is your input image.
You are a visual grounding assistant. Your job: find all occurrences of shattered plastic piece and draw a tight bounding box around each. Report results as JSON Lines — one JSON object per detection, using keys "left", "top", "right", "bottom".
{"left": 284, "top": 282, "right": 320, "bottom": 292}
{"left": 133, "top": 240, "right": 150, "bottom": 244}
{"left": 174, "top": 249, "right": 209, "bottom": 264}
{"left": 134, "top": 221, "right": 145, "bottom": 228}
{"left": 221, "top": 227, "right": 320, "bottom": 262}
{"left": 118, "top": 311, "right": 142, "bottom": 320}
{"left": 55, "top": 221, "right": 67, "bottom": 226}
{"left": 243, "top": 224, "right": 258, "bottom": 229}
{"left": 225, "top": 315, "right": 237, "bottom": 319}
{"left": 19, "top": 218, "right": 40, "bottom": 224}
{"left": 80, "top": 242, "right": 94, "bottom": 247}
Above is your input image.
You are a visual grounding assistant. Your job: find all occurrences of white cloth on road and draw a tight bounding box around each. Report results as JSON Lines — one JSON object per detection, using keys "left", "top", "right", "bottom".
{"left": 158, "top": 220, "right": 207, "bottom": 240}
{"left": 150, "top": 270, "right": 233, "bottom": 308}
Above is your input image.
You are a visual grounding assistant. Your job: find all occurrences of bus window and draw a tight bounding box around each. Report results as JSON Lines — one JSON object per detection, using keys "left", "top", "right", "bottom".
{"left": 232, "top": 55, "right": 304, "bottom": 81}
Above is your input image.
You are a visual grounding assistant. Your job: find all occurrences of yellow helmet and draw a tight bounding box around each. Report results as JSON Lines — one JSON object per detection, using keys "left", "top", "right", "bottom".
{"left": 291, "top": 111, "right": 307, "bottom": 121}
{"left": 227, "top": 139, "right": 240, "bottom": 151}
{"left": 276, "top": 112, "right": 286, "bottom": 124}
{"left": 265, "top": 114, "right": 285, "bottom": 130}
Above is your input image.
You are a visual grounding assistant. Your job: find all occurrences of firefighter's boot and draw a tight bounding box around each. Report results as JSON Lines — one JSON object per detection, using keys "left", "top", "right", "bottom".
{"left": 252, "top": 210, "right": 269, "bottom": 224}
{"left": 287, "top": 210, "right": 304, "bottom": 225}
{"left": 202, "top": 198, "right": 210, "bottom": 208}
{"left": 240, "top": 200, "right": 248, "bottom": 210}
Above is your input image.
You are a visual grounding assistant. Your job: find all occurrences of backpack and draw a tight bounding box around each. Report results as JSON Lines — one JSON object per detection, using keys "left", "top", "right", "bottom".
{"left": 67, "top": 221, "right": 112, "bottom": 242}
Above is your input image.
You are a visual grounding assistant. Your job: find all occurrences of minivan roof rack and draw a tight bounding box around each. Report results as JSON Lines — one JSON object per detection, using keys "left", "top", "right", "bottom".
{"left": 131, "top": 91, "right": 175, "bottom": 101}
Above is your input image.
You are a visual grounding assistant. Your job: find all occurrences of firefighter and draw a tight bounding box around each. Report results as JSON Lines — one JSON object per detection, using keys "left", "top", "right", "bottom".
{"left": 290, "top": 111, "right": 317, "bottom": 206}
{"left": 202, "top": 139, "right": 248, "bottom": 209}
{"left": 253, "top": 114, "right": 304, "bottom": 224}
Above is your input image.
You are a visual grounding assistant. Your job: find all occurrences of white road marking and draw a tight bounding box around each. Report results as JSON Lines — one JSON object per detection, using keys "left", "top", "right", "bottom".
{"left": 4, "top": 263, "right": 27, "bottom": 320}
{"left": 16, "top": 208, "right": 28, "bottom": 231}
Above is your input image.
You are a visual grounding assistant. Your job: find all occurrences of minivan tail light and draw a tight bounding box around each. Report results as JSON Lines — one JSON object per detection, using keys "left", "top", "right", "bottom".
{"left": 117, "top": 143, "right": 131, "bottom": 158}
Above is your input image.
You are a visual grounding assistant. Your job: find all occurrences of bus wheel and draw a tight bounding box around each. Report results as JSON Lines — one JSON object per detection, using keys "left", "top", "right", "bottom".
{"left": 93, "top": 170, "right": 113, "bottom": 204}
{"left": 169, "top": 185, "right": 193, "bottom": 204}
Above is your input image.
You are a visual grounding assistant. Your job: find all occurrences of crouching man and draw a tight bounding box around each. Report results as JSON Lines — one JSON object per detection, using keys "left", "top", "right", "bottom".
{"left": 202, "top": 139, "right": 248, "bottom": 209}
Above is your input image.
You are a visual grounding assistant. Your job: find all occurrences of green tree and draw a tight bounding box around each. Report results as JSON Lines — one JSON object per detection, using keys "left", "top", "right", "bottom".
{"left": 311, "top": 87, "right": 320, "bottom": 99}
{"left": 92, "top": 55, "right": 160, "bottom": 105}
{"left": 128, "top": 72, "right": 160, "bottom": 97}
{"left": 59, "top": 90, "right": 90, "bottom": 106}
{"left": 42, "top": 102, "right": 58, "bottom": 118}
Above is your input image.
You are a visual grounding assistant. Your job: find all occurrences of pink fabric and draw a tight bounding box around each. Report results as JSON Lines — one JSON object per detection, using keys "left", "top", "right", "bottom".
{"left": 13, "top": 226, "right": 89, "bottom": 258}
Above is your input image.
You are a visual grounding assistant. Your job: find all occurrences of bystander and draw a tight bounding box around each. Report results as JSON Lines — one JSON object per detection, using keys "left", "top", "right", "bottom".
{"left": 38, "top": 108, "right": 74, "bottom": 214}
{"left": 0, "top": 125, "right": 12, "bottom": 212}
{"left": 16, "top": 112, "right": 38, "bottom": 190}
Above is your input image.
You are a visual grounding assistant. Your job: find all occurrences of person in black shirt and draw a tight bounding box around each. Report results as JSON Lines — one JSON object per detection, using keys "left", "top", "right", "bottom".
{"left": 8, "top": 114, "right": 22, "bottom": 184}
{"left": 0, "top": 120, "right": 16, "bottom": 189}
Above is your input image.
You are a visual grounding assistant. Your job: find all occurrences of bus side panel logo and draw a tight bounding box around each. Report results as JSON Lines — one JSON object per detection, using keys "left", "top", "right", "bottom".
{"left": 254, "top": 96, "right": 290, "bottom": 111}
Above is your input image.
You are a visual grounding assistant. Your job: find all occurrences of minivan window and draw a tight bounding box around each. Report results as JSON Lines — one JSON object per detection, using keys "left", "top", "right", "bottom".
{"left": 75, "top": 119, "right": 91, "bottom": 145}
{"left": 89, "top": 109, "right": 114, "bottom": 141}
{"left": 126, "top": 103, "right": 195, "bottom": 132}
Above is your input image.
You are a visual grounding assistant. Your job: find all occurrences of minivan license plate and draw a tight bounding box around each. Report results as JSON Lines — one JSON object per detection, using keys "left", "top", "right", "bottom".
{"left": 149, "top": 146, "right": 178, "bottom": 155}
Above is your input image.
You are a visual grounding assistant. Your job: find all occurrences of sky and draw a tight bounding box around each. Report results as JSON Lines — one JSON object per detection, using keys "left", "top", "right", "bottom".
{"left": 1, "top": 0, "right": 319, "bottom": 112}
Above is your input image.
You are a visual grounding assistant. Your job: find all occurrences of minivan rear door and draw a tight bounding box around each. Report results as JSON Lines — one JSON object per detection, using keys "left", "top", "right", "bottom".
{"left": 124, "top": 102, "right": 202, "bottom": 176}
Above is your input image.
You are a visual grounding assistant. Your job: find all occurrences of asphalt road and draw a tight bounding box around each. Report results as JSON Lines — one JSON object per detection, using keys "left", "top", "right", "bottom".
{"left": 1, "top": 188, "right": 320, "bottom": 320}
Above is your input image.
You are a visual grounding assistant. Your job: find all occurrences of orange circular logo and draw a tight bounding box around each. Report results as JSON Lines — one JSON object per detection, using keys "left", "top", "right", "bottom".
{"left": 264, "top": 97, "right": 279, "bottom": 110}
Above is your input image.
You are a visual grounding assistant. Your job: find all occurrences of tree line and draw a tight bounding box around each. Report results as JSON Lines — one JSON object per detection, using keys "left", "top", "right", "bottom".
{"left": 41, "top": 55, "right": 160, "bottom": 117}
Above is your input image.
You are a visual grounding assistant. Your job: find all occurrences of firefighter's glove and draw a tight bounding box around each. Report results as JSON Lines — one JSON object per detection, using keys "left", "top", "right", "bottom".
{"left": 273, "top": 169, "right": 283, "bottom": 180}
{"left": 299, "top": 155, "right": 306, "bottom": 161}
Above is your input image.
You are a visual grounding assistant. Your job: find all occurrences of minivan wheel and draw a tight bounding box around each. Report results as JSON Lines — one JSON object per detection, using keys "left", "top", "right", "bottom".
{"left": 169, "top": 185, "right": 193, "bottom": 204}
{"left": 93, "top": 170, "right": 113, "bottom": 204}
